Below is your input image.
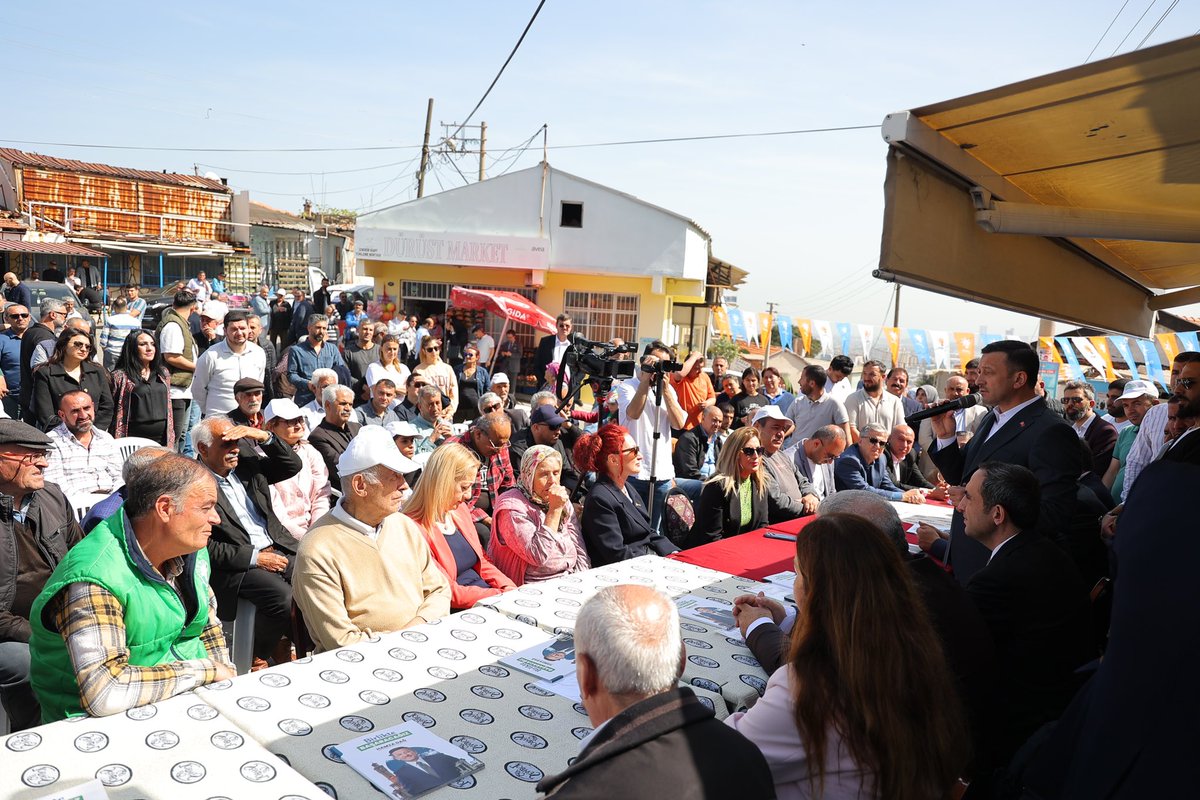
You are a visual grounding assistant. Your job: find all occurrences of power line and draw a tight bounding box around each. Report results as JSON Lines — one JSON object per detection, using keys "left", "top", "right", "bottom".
{"left": 1085, "top": 0, "right": 1132, "bottom": 62}
{"left": 546, "top": 124, "right": 881, "bottom": 150}
{"left": 195, "top": 159, "right": 416, "bottom": 176}
{"left": 440, "top": 0, "right": 548, "bottom": 147}
{"left": 1135, "top": 0, "right": 1180, "bottom": 48}
{"left": 1110, "top": 0, "right": 1159, "bottom": 56}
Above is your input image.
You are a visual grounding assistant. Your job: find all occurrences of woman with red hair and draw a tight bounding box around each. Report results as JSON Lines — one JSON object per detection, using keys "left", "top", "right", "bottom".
{"left": 573, "top": 423, "right": 679, "bottom": 566}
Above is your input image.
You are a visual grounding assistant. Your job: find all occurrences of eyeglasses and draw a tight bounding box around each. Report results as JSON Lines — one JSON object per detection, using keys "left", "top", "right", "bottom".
{"left": 620, "top": 445, "right": 640, "bottom": 457}
{"left": 424, "top": 346, "right": 440, "bottom": 353}
{"left": 6, "top": 313, "right": 29, "bottom": 319}
{"left": 1178, "top": 377, "right": 1198, "bottom": 390}
{"left": 866, "top": 437, "right": 887, "bottom": 447}
{"left": 0, "top": 451, "right": 48, "bottom": 466}
{"left": 740, "top": 446, "right": 766, "bottom": 456}
{"left": 482, "top": 404, "right": 501, "bottom": 413}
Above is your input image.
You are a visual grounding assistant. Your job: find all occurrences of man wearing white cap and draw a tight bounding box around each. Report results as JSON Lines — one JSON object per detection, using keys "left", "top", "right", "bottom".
{"left": 195, "top": 299, "right": 228, "bottom": 356}
{"left": 753, "top": 405, "right": 822, "bottom": 521}
{"left": 265, "top": 399, "right": 332, "bottom": 542}
{"left": 490, "top": 372, "right": 528, "bottom": 430}
{"left": 1102, "top": 379, "right": 1158, "bottom": 505}
{"left": 293, "top": 426, "right": 450, "bottom": 652}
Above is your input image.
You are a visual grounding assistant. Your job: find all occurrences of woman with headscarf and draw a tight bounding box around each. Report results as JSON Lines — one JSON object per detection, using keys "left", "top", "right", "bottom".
{"left": 489, "top": 445, "right": 589, "bottom": 585}
{"left": 915, "top": 384, "right": 940, "bottom": 408}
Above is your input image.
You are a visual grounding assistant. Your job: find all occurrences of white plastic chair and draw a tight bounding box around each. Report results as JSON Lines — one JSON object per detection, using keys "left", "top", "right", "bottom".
{"left": 112, "top": 436, "right": 161, "bottom": 463}
{"left": 67, "top": 492, "right": 111, "bottom": 523}
{"left": 228, "top": 598, "right": 258, "bottom": 675}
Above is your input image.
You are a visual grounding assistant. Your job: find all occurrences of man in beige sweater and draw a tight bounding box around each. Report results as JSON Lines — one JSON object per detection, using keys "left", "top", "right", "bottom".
{"left": 294, "top": 426, "right": 450, "bottom": 652}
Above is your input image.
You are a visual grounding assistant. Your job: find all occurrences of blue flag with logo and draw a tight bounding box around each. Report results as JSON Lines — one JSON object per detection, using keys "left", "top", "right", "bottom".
{"left": 1177, "top": 331, "right": 1200, "bottom": 353}
{"left": 835, "top": 322, "right": 853, "bottom": 356}
{"left": 775, "top": 315, "right": 793, "bottom": 351}
{"left": 908, "top": 329, "right": 931, "bottom": 365}
{"left": 1055, "top": 337, "right": 1086, "bottom": 380}
{"left": 727, "top": 308, "right": 748, "bottom": 343}
{"left": 1108, "top": 336, "right": 1140, "bottom": 380}
{"left": 1136, "top": 339, "right": 1166, "bottom": 386}
{"left": 979, "top": 333, "right": 1004, "bottom": 346}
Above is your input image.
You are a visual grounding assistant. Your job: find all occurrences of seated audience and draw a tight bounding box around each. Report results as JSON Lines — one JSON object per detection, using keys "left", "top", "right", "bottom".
{"left": 510, "top": 404, "right": 580, "bottom": 493}
{"left": 726, "top": 513, "right": 968, "bottom": 800}
{"left": 445, "top": 412, "right": 516, "bottom": 546}
{"left": 300, "top": 368, "right": 340, "bottom": 431}
{"left": 412, "top": 384, "right": 454, "bottom": 452}
{"left": 43, "top": 390, "right": 122, "bottom": 499}
{"left": 687, "top": 426, "right": 773, "bottom": 548}
{"left": 393, "top": 367, "right": 432, "bottom": 422}
{"left": 264, "top": 399, "right": 331, "bottom": 542}
{"left": 784, "top": 364, "right": 851, "bottom": 448}
{"left": 883, "top": 423, "right": 941, "bottom": 494}
{"left": 403, "top": 443, "right": 516, "bottom": 610}
{"left": 491, "top": 372, "right": 528, "bottom": 430}
{"left": 573, "top": 423, "right": 679, "bottom": 566}
{"left": 834, "top": 421, "right": 926, "bottom": 503}
{"left": 787, "top": 423, "right": 846, "bottom": 501}
{"left": 754, "top": 405, "right": 820, "bottom": 521}
{"left": 81, "top": 447, "right": 173, "bottom": 533}
{"left": 31, "top": 327, "right": 114, "bottom": 433}
{"left": 30, "top": 454, "right": 234, "bottom": 722}
{"left": 195, "top": 415, "right": 302, "bottom": 669}
{"left": 354, "top": 373, "right": 400, "bottom": 427}
{"left": 0, "top": 420, "right": 83, "bottom": 730}
{"left": 307, "top": 385, "right": 361, "bottom": 485}
{"left": 386, "top": 419, "right": 427, "bottom": 484}
{"left": 673, "top": 404, "right": 724, "bottom": 481}
{"left": 294, "top": 426, "right": 448, "bottom": 652}
{"left": 536, "top": 585, "right": 774, "bottom": 799}
{"left": 489, "top": 445, "right": 589, "bottom": 585}
{"left": 226, "top": 378, "right": 266, "bottom": 429}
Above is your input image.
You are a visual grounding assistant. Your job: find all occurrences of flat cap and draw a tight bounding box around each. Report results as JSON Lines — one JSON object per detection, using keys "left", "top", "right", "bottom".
{"left": 0, "top": 419, "right": 52, "bottom": 450}
{"left": 233, "top": 377, "right": 265, "bottom": 394}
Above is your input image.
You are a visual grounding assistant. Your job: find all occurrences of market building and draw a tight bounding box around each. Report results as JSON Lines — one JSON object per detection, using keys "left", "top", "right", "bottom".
{"left": 355, "top": 163, "right": 745, "bottom": 379}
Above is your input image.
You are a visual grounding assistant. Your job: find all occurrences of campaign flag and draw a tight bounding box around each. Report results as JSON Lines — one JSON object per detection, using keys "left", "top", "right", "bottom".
{"left": 1038, "top": 337, "right": 1062, "bottom": 364}
{"left": 908, "top": 329, "right": 932, "bottom": 365}
{"left": 954, "top": 332, "right": 977, "bottom": 369}
{"left": 1055, "top": 337, "right": 1086, "bottom": 380}
{"left": 813, "top": 320, "right": 835, "bottom": 357}
{"left": 883, "top": 327, "right": 902, "bottom": 366}
{"left": 1108, "top": 336, "right": 1140, "bottom": 380}
{"left": 929, "top": 330, "right": 951, "bottom": 369}
{"left": 835, "top": 322, "right": 853, "bottom": 356}
{"left": 776, "top": 314, "right": 794, "bottom": 350}
{"left": 796, "top": 319, "right": 812, "bottom": 355}
{"left": 758, "top": 312, "right": 774, "bottom": 348}
{"left": 711, "top": 305, "right": 732, "bottom": 339}
{"left": 727, "top": 307, "right": 749, "bottom": 343}
{"left": 1178, "top": 331, "right": 1200, "bottom": 353}
{"left": 1137, "top": 339, "right": 1167, "bottom": 386}
{"left": 979, "top": 333, "right": 1003, "bottom": 346}
{"left": 1073, "top": 337, "right": 1113, "bottom": 380}
{"left": 1087, "top": 337, "right": 1117, "bottom": 380}
{"left": 857, "top": 324, "right": 875, "bottom": 360}
{"left": 1156, "top": 333, "right": 1181, "bottom": 364}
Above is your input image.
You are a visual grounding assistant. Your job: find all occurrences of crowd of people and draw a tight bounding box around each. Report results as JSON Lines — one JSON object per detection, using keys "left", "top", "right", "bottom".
{"left": 0, "top": 283, "right": 1194, "bottom": 798}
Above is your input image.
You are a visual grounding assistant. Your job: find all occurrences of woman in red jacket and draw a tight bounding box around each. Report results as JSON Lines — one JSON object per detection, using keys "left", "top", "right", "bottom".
{"left": 403, "top": 443, "right": 515, "bottom": 610}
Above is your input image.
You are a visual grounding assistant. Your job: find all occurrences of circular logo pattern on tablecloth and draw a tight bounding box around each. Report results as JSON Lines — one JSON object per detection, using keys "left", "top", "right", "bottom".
{"left": 460, "top": 708, "right": 495, "bottom": 725}
{"left": 437, "top": 647, "right": 467, "bottom": 661}
{"left": 561, "top": 575, "right": 583, "bottom": 583}
{"left": 210, "top": 731, "right": 245, "bottom": 750}
{"left": 489, "top": 645, "right": 516, "bottom": 658}
{"left": 495, "top": 628, "right": 523, "bottom": 640}
{"left": 572, "top": 702, "right": 589, "bottom": 717}
{"left": 448, "top": 774, "right": 478, "bottom": 789}
{"left": 239, "top": 760, "right": 277, "bottom": 782}
{"left": 505, "top": 761, "right": 545, "bottom": 782}
{"left": 595, "top": 573, "right": 621, "bottom": 583}
{"left": 74, "top": 731, "right": 109, "bottom": 752}
{"left": 682, "top": 637, "right": 712, "bottom": 650}
{"left": 458, "top": 612, "right": 487, "bottom": 624}
{"left": 724, "top": 636, "right": 748, "bottom": 648}
{"left": 523, "top": 682, "right": 554, "bottom": 697}
{"left": 298, "top": 692, "right": 332, "bottom": 708}
{"left": 470, "top": 684, "right": 504, "bottom": 699}
{"left": 511, "top": 731, "right": 549, "bottom": 749}
{"left": 690, "top": 677, "right": 721, "bottom": 693}
{"left": 450, "top": 628, "right": 478, "bottom": 641}
{"left": 571, "top": 727, "right": 593, "bottom": 740}
{"left": 479, "top": 664, "right": 510, "bottom": 678}
{"left": 415, "top": 688, "right": 447, "bottom": 703}
{"left": 335, "top": 650, "right": 365, "bottom": 663}
{"left": 518, "top": 704, "right": 553, "bottom": 721}
{"left": 740, "top": 674, "right": 767, "bottom": 695}
{"left": 732, "top": 653, "right": 761, "bottom": 667}
{"left": 21, "top": 765, "right": 58, "bottom": 787}
{"left": 554, "top": 610, "right": 578, "bottom": 620}
{"left": 559, "top": 585, "right": 584, "bottom": 595}
{"left": 278, "top": 719, "right": 313, "bottom": 737}
{"left": 321, "top": 745, "right": 345, "bottom": 763}
{"left": 517, "top": 585, "right": 543, "bottom": 595}
{"left": 359, "top": 689, "right": 391, "bottom": 706}
{"left": 666, "top": 584, "right": 688, "bottom": 594}
{"left": 294, "top": 655, "right": 313, "bottom": 664}
{"left": 316, "top": 780, "right": 339, "bottom": 796}
{"left": 428, "top": 666, "right": 458, "bottom": 680}
{"left": 170, "top": 761, "right": 206, "bottom": 783}
{"left": 6, "top": 732, "right": 41, "bottom": 751}
{"left": 388, "top": 647, "right": 417, "bottom": 661}
{"left": 400, "top": 630, "right": 428, "bottom": 642}
{"left": 679, "top": 623, "right": 708, "bottom": 634}
{"left": 449, "top": 735, "right": 487, "bottom": 754}
{"left": 188, "top": 703, "right": 220, "bottom": 720}
{"left": 237, "top": 696, "right": 271, "bottom": 712}
{"left": 554, "top": 597, "right": 581, "bottom": 607}
{"left": 513, "top": 599, "right": 541, "bottom": 608}
{"left": 95, "top": 764, "right": 132, "bottom": 786}
{"left": 372, "top": 668, "right": 404, "bottom": 683}
{"left": 339, "top": 715, "right": 374, "bottom": 732}
{"left": 259, "top": 672, "right": 291, "bottom": 687}
{"left": 403, "top": 711, "right": 436, "bottom": 728}
{"left": 144, "top": 730, "right": 179, "bottom": 750}
{"left": 319, "top": 670, "right": 350, "bottom": 684}
{"left": 516, "top": 614, "right": 538, "bottom": 627}
{"left": 206, "top": 679, "right": 233, "bottom": 691}
{"left": 688, "top": 655, "right": 720, "bottom": 669}
{"left": 702, "top": 585, "right": 728, "bottom": 594}
{"left": 695, "top": 695, "right": 716, "bottom": 712}
{"left": 125, "top": 705, "right": 158, "bottom": 720}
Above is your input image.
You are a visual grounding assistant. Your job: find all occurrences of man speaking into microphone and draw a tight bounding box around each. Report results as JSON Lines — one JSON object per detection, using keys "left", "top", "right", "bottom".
{"left": 925, "top": 340, "right": 1082, "bottom": 585}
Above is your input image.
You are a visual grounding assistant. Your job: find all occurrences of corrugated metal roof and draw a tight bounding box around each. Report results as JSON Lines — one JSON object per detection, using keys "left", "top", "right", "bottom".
{"left": 249, "top": 202, "right": 314, "bottom": 232}
{"left": 0, "top": 148, "right": 230, "bottom": 193}
{"left": 0, "top": 239, "right": 105, "bottom": 257}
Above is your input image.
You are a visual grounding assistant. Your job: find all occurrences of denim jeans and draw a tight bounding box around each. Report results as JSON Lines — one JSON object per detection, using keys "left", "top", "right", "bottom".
{"left": 0, "top": 640, "right": 39, "bottom": 731}
{"left": 626, "top": 476, "right": 672, "bottom": 537}
{"left": 180, "top": 400, "right": 201, "bottom": 457}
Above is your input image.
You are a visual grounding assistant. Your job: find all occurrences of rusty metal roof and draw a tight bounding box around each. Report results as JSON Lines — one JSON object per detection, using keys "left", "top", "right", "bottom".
{"left": 0, "top": 239, "right": 105, "bottom": 257}
{"left": 249, "top": 201, "right": 314, "bottom": 231}
{"left": 0, "top": 148, "right": 230, "bottom": 193}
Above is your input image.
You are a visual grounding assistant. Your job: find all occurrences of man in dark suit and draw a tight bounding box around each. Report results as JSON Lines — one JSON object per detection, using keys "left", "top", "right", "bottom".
{"left": 672, "top": 405, "right": 723, "bottom": 480}
{"left": 1157, "top": 356, "right": 1200, "bottom": 466}
{"left": 883, "top": 423, "right": 936, "bottom": 491}
{"left": 534, "top": 313, "right": 575, "bottom": 381}
{"left": 307, "top": 385, "right": 361, "bottom": 485}
{"left": 1062, "top": 380, "right": 1119, "bottom": 474}
{"left": 195, "top": 415, "right": 302, "bottom": 666}
{"left": 537, "top": 585, "right": 773, "bottom": 799}
{"left": 960, "top": 461, "right": 1093, "bottom": 772}
{"left": 384, "top": 746, "right": 463, "bottom": 795}
{"left": 927, "top": 340, "right": 1083, "bottom": 585}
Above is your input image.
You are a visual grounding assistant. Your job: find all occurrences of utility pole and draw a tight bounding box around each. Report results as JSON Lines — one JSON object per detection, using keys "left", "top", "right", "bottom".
{"left": 892, "top": 284, "right": 901, "bottom": 328}
{"left": 479, "top": 121, "right": 487, "bottom": 181}
{"left": 417, "top": 98, "right": 434, "bottom": 198}
{"left": 762, "top": 302, "right": 779, "bottom": 371}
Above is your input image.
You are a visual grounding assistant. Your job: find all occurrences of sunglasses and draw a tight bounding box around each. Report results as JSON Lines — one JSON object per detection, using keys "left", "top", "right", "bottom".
{"left": 1178, "top": 377, "right": 1198, "bottom": 391}
{"left": 424, "top": 346, "right": 440, "bottom": 353}
{"left": 70, "top": 340, "right": 91, "bottom": 350}
{"left": 6, "top": 313, "right": 29, "bottom": 319}
{"left": 866, "top": 437, "right": 887, "bottom": 447}
{"left": 741, "top": 446, "right": 766, "bottom": 456}
{"left": 482, "top": 404, "right": 501, "bottom": 413}
{"left": 1059, "top": 397, "right": 1087, "bottom": 404}
{"left": 620, "top": 445, "right": 640, "bottom": 456}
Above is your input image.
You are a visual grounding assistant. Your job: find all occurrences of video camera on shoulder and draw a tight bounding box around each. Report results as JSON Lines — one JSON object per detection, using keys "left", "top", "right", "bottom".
{"left": 554, "top": 336, "right": 637, "bottom": 406}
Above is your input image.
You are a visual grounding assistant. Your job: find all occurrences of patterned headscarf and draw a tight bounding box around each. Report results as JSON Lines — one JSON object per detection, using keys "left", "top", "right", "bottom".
{"left": 517, "top": 445, "right": 564, "bottom": 510}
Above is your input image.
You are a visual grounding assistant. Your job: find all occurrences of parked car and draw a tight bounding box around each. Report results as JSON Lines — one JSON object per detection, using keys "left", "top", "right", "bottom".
{"left": 21, "top": 281, "right": 82, "bottom": 315}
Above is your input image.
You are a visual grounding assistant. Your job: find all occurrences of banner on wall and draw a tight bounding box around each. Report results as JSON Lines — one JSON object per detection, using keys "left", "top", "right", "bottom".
{"left": 835, "top": 322, "right": 853, "bottom": 356}
{"left": 1137, "top": 338, "right": 1167, "bottom": 386}
{"left": 776, "top": 315, "right": 793, "bottom": 351}
{"left": 711, "top": 306, "right": 731, "bottom": 339}
{"left": 954, "top": 332, "right": 977, "bottom": 369}
{"left": 1156, "top": 333, "right": 1181, "bottom": 364}
{"left": 1038, "top": 337, "right": 1062, "bottom": 364}
{"left": 796, "top": 319, "right": 812, "bottom": 355}
{"left": 727, "top": 307, "right": 749, "bottom": 343}
{"left": 1055, "top": 337, "right": 1086, "bottom": 380}
{"left": 909, "top": 329, "right": 931, "bottom": 365}
{"left": 1073, "top": 337, "right": 1113, "bottom": 380}
{"left": 929, "top": 330, "right": 951, "bottom": 369}
{"left": 757, "top": 312, "right": 774, "bottom": 349}
{"left": 857, "top": 324, "right": 875, "bottom": 360}
{"left": 883, "top": 327, "right": 902, "bottom": 366}
{"left": 813, "top": 320, "right": 834, "bottom": 357}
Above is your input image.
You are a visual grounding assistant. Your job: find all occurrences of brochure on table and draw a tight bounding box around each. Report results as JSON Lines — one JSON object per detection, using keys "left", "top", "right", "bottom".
{"left": 333, "top": 724, "right": 484, "bottom": 799}
{"left": 675, "top": 594, "right": 739, "bottom": 634}
{"left": 498, "top": 635, "right": 577, "bottom": 682}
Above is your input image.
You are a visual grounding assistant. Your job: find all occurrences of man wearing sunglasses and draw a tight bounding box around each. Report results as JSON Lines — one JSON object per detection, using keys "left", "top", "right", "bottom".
{"left": 834, "top": 421, "right": 926, "bottom": 504}
{"left": 1155, "top": 356, "right": 1200, "bottom": 466}
{"left": 0, "top": 303, "right": 28, "bottom": 418}
{"left": 1061, "top": 381, "right": 1118, "bottom": 475}
{"left": 535, "top": 313, "right": 575, "bottom": 383}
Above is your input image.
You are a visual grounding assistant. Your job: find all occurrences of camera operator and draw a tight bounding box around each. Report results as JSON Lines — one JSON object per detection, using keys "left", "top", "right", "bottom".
{"left": 616, "top": 341, "right": 687, "bottom": 536}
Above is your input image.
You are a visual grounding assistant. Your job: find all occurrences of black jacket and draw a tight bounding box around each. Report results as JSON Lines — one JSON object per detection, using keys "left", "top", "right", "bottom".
{"left": 31, "top": 360, "right": 115, "bottom": 433}
{"left": 537, "top": 688, "right": 775, "bottom": 799}
{"left": 686, "top": 478, "right": 773, "bottom": 548}
{"left": 205, "top": 434, "right": 303, "bottom": 619}
{"left": 672, "top": 425, "right": 722, "bottom": 480}
{"left": 0, "top": 486, "right": 82, "bottom": 643}
{"left": 307, "top": 419, "right": 361, "bottom": 486}
{"left": 884, "top": 449, "right": 934, "bottom": 490}
{"left": 19, "top": 323, "right": 55, "bottom": 419}
{"left": 581, "top": 476, "right": 679, "bottom": 566}
{"left": 928, "top": 398, "right": 1082, "bottom": 585}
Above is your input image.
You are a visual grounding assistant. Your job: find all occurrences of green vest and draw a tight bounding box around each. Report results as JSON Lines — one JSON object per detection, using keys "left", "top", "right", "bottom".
{"left": 156, "top": 306, "right": 196, "bottom": 387}
{"left": 29, "top": 509, "right": 213, "bottom": 722}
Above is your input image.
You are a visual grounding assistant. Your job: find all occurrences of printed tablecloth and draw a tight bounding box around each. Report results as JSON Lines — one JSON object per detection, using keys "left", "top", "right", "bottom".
{"left": 0, "top": 692, "right": 324, "bottom": 799}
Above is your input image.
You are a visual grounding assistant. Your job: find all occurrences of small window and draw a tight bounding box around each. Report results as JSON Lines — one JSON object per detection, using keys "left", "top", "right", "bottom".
{"left": 560, "top": 201, "right": 583, "bottom": 228}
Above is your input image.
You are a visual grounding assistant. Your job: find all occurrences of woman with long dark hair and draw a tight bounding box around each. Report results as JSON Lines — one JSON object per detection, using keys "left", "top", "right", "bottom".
{"left": 453, "top": 342, "right": 490, "bottom": 424}
{"left": 727, "top": 513, "right": 968, "bottom": 800}
{"left": 110, "top": 329, "right": 174, "bottom": 443}
{"left": 31, "top": 328, "right": 114, "bottom": 432}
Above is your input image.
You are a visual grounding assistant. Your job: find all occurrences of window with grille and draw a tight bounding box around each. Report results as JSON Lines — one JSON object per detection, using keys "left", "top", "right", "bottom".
{"left": 563, "top": 290, "right": 639, "bottom": 343}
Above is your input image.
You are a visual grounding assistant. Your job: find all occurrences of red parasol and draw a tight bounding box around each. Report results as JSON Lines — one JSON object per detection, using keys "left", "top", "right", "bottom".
{"left": 449, "top": 286, "right": 556, "bottom": 334}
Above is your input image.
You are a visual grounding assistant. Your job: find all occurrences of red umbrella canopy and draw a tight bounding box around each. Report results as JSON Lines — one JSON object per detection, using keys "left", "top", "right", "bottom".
{"left": 449, "top": 286, "right": 556, "bottom": 334}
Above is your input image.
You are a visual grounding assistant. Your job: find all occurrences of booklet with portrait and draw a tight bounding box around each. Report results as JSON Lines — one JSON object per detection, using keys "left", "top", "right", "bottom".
{"left": 675, "top": 594, "right": 739, "bottom": 633}
{"left": 332, "top": 724, "right": 484, "bottom": 799}
{"left": 498, "top": 634, "right": 578, "bottom": 682}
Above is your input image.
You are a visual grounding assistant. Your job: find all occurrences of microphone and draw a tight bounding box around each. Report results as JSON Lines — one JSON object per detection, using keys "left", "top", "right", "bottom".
{"left": 905, "top": 393, "right": 983, "bottom": 425}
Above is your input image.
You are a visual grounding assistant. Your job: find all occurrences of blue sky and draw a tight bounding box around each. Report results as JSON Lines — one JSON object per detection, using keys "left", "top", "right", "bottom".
{"left": 6, "top": 1, "right": 1199, "bottom": 337}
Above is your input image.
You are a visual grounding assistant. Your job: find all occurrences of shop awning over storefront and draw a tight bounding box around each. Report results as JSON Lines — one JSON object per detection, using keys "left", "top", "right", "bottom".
{"left": 0, "top": 239, "right": 105, "bottom": 257}
{"left": 878, "top": 36, "right": 1200, "bottom": 337}
{"left": 449, "top": 286, "right": 557, "bottom": 333}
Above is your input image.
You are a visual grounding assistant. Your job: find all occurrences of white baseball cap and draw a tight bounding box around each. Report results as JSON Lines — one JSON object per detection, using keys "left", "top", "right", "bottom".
{"left": 1118, "top": 379, "right": 1158, "bottom": 401}
{"left": 338, "top": 425, "right": 420, "bottom": 477}
{"left": 201, "top": 300, "right": 229, "bottom": 320}
{"left": 386, "top": 420, "right": 428, "bottom": 438}
{"left": 490, "top": 372, "right": 510, "bottom": 386}
{"left": 751, "top": 405, "right": 788, "bottom": 425}
{"left": 263, "top": 398, "right": 305, "bottom": 424}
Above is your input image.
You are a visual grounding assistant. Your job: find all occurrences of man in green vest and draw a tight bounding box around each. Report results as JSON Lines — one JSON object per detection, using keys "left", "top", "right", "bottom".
{"left": 29, "top": 453, "right": 234, "bottom": 722}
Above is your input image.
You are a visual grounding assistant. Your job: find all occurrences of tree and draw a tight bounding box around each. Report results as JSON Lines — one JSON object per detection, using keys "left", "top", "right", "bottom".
{"left": 707, "top": 336, "right": 743, "bottom": 363}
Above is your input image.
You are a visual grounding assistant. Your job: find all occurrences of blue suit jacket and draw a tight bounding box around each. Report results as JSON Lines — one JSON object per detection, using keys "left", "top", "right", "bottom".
{"left": 833, "top": 443, "right": 903, "bottom": 500}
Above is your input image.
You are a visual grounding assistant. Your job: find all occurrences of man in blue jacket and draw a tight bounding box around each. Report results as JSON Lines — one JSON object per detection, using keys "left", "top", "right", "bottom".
{"left": 834, "top": 421, "right": 927, "bottom": 503}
